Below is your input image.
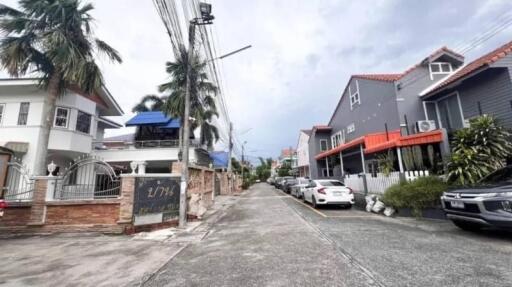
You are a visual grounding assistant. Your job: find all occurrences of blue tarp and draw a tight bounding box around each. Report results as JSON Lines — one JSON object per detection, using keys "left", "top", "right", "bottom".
{"left": 210, "top": 151, "right": 229, "bottom": 169}
{"left": 125, "top": 111, "right": 181, "bottom": 128}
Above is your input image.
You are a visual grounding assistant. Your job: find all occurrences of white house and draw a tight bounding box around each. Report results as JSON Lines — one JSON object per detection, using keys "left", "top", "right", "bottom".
{"left": 0, "top": 78, "right": 123, "bottom": 174}
{"left": 0, "top": 78, "right": 210, "bottom": 177}
{"left": 295, "top": 129, "right": 311, "bottom": 178}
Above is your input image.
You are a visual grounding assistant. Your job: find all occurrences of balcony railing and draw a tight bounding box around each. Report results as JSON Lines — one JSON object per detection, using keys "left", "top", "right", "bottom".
{"left": 93, "top": 139, "right": 201, "bottom": 150}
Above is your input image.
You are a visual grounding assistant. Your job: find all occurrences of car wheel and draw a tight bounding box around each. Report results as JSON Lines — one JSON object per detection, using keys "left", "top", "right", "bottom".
{"left": 452, "top": 220, "right": 482, "bottom": 232}
{"left": 312, "top": 196, "right": 318, "bottom": 208}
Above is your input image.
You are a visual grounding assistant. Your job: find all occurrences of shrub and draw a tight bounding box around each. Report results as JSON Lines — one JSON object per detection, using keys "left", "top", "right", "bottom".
{"left": 382, "top": 176, "right": 448, "bottom": 217}
{"left": 447, "top": 115, "right": 512, "bottom": 185}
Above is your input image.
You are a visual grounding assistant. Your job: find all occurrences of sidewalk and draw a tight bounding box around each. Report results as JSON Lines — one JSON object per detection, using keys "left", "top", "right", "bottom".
{"left": 0, "top": 194, "right": 241, "bottom": 287}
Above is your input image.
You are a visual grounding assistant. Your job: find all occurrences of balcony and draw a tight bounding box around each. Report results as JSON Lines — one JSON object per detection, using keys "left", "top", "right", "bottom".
{"left": 92, "top": 139, "right": 201, "bottom": 163}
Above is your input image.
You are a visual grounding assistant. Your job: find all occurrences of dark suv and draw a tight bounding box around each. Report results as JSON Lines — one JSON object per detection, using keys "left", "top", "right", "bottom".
{"left": 441, "top": 165, "right": 512, "bottom": 231}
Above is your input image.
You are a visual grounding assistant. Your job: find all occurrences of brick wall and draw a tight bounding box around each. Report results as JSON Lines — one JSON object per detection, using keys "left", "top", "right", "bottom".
{"left": 46, "top": 202, "right": 120, "bottom": 225}
{"left": 0, "top": 204, "right": 31, "bottom": 227}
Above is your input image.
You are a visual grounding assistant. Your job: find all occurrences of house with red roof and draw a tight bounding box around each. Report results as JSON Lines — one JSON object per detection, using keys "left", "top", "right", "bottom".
{"left": 306, "top": 42, "right": 512, "bottom": 180}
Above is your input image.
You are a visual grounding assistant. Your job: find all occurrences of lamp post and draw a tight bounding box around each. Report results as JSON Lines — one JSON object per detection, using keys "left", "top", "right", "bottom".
{"left": 180, "top": 2, "right": 215, "bottom": 229}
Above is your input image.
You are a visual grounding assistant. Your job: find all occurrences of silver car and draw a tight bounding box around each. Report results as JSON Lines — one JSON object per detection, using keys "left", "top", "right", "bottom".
{"left": 441, "top": 165, "right": 512, "bottom": 231}
{"left": 290, "top": 178, "right": 310, "bottom": 198}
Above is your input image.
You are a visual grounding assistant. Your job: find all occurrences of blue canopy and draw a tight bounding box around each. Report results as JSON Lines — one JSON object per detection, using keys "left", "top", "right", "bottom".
{"left": 210, "top": 151, "right": 229, "bottom": 169}
{"left": 126, "top": 111, "right": 181, "bottom": 128}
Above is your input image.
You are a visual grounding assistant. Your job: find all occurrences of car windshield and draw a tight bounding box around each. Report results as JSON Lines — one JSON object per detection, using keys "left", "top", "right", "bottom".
{"left": 480, "top": 166, "right": 512, "bottom": 184}
{"left": 318, "top": 180, "right": 344, "bottom": 186}
{"left": 298, "top": 179, "right": 310, "bottom": 184}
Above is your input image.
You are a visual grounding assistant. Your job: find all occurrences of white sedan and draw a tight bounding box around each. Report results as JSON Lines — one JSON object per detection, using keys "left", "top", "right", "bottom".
{"left": 303, "top": 180, "right": 354, "bottom": 208}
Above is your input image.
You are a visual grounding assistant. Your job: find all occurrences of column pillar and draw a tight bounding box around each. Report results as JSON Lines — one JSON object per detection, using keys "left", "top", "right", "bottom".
{"left": 27, "top": 177, "right": 49, "bottom": 226}
{"left": 339, "top": 152, "right": 344, "bottom": 178}
{"left": 118, "top": 176, "right": 135, "bottom": 224}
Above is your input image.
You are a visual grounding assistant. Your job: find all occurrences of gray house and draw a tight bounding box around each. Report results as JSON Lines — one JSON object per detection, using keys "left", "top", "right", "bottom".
{"left": 308, "top": 40, "right": 512, "bottom": 180}
{"left": 308, "top": 47, "right": 467, "bottom": 179}
{"left": 421, "top": 41, "right": 512, "bottom": 132}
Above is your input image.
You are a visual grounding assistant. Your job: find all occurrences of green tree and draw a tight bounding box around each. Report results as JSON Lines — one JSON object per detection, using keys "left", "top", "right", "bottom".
{"left": 447, "top": 115, "right": 512, "bottom": 185}
{"left": 0, "top": 1, "right": 122, "bottom": 175}
{"left": 132, "top": 94, "right": 167, "bottom": 113}
{"left": 255, "top": 157, "right": 272, "bottom": 181}
{"left": 158, "top": 45, "right": 219, "bottom": 149}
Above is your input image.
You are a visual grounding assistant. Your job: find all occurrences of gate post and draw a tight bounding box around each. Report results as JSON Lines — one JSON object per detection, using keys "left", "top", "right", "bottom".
{"left": 27, "top": 177, "right": 49, "bottom": 226}
{"left": 118, "top": 175, "right": 135, "bottom": 224}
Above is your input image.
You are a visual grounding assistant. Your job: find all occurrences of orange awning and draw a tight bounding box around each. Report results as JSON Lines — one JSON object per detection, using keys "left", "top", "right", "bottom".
{"left": 315, "top": 129, "right": 444, "bottom": 159}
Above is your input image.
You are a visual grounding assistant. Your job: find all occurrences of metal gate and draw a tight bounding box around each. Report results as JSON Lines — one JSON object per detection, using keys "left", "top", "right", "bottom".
{"left": 2, "top": 157, "right": 34, "bottom": 201}
{"left": 55, "top": 156, "right": 120, "bottom": 200}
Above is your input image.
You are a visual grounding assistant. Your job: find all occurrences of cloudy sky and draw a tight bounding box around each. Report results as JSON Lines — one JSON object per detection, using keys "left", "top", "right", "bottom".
{"left": 3, "top": 0, "right": 512, "bottom": 162}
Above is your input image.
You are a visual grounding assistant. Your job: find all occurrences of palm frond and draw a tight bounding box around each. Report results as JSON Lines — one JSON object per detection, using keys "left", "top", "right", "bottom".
{"left": 95, "top": 38, "right": 122, "bottom": 63}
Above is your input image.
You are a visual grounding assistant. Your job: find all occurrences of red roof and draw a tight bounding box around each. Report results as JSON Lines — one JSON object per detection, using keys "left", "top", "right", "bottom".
{"left": 426, "top": 40, "right": 512, "bottom": 95}
{"left": 312, "top": 125, "right": 331, "bottom": 131}
{"left": 352, "top": 74, "right": 402, "bottom": 82}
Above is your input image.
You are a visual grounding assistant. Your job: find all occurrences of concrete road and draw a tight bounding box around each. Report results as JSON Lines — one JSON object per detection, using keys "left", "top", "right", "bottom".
{"left": 146, "top": 183, "right": 512, "bottom": 287}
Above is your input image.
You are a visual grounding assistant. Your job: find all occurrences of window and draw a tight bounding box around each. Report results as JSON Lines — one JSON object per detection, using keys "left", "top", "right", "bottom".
{"left": 17, "top": 102, "right": 30, "bottom": 125}
{"left": 321, "top": 168, "right": 333, "bottom": 177}
{"left": 429, "top": 62, "right": 453, "bottom": 80}
{"left": 347, "top": 123, "right": 355, "bottom": 134}
{"left": 331, "top": 130, "right": 345, "bottom": 148}
{"left": 319, "top": 139, "right": 328, "bottom": 151}
{"left": 76, "top": 111, "right": 91, "bottom": 134}
{"left": 54, "top": 107, "right": 70, "bottom": 128}
{"left": 0, "top": 104, "right": 4, "bottom": 125}
{"left": 349, "top": 80, "right": 361, "bottom": 109}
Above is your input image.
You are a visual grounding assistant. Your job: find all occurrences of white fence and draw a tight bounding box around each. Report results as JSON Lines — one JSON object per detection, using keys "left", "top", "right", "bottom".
{"left": 344, "top": 170, "right": 429, "bottom": 195}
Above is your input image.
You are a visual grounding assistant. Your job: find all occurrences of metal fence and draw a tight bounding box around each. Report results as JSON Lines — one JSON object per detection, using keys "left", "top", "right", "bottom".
{"left": 2, "top": 158, "right": 34, "bottom": 202}
{"left": 54, "top": 156, "right": 120, "bottom": 200}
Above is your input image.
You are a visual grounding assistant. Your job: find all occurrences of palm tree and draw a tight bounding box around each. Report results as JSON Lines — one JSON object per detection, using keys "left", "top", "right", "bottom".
{"left": 0, "top": 0, "right": 122, "bottom": 175}
{"left": 159, "top": 45, "right": 219, "bottom": 149}
{"left": 132, "top": 94, "right": 167, "bottom": 113}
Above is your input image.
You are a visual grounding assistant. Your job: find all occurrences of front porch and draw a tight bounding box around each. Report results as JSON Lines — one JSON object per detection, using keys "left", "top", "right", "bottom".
{"left": 314, "top": 129, "right": 449, "bottom": 189}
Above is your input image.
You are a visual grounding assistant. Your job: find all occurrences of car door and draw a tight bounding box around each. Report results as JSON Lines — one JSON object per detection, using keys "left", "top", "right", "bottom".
{"left": 304, "top": 181, "right": 315, "bottom": 202}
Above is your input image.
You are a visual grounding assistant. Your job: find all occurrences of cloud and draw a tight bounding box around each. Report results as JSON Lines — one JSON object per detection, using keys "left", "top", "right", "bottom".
{"left": 2, "top": 0, "right": 512, "bottom": 162}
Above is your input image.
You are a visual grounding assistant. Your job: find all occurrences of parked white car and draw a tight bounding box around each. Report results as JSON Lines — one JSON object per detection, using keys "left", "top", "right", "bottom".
{"left": 303, "top": 179, "right": 354, "bottom": 208}
{"left": 290, "top": 178, "right": 311, "bottom": 198}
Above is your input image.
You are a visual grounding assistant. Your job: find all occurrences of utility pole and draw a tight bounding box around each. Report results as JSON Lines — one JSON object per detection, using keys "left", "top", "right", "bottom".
{"left": 227, "top": 122, "right": 233, "bottom": 172}
{"left": 241, "top": 141, "right": 247, "bottom": 187}
{"left": 179, "top": 3, "right": 214, "bottom": 229}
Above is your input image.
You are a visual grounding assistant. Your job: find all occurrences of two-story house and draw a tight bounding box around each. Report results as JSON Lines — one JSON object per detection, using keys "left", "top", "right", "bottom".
{"left": 308, "top": 47, "right": 464, "bottom": 179}
{"left": 0, "top": 78, "right": 123, "bottom": 175}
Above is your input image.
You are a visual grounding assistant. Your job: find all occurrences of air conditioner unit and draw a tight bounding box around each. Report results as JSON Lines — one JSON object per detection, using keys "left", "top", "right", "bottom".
{"left": 416, "top": 120, "right": 436, "bottom": 133}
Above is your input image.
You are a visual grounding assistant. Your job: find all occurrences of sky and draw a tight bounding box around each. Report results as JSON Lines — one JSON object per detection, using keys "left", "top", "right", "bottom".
{"left": 2, "top": 0, "right": 512, "bottom": 162}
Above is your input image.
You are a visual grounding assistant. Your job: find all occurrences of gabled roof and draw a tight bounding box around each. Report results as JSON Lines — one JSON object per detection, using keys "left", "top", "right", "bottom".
{"left": 424, "top": 40, "right": 512, "bottom": 96}
{"left": 312, "top": 125, "right": 331, "bottom": 131}
{"left": 300, "top": 129, "right": 312, "bottom": 136}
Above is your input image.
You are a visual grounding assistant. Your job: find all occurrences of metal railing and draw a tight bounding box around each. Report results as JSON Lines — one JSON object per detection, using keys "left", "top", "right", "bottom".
{"left": 3, "top": 159, "right": 34, "bottom": 202}
{"left": 93, "top": 139, "right": 201, "bottom": 150}
{"left": 53, "top": 156, "right": 120, "bottom": 200}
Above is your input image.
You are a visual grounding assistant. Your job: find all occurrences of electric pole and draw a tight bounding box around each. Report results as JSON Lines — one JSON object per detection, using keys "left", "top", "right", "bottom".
{"left": 179, "top": 3, "right": 214, "bottom": 229}
{"left": 227, "top": 122, "right": 233, "bottom": 172}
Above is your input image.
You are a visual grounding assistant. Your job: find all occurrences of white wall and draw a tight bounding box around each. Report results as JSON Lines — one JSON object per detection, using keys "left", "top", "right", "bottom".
{"left": 296, "top": 131, "right": 310, "bottom": 168}
{"left": 0, "top": 85, "right": 102, "bottom": 173}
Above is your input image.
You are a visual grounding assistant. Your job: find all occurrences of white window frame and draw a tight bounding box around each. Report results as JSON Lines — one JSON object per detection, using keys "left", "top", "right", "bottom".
{"left": 319, "top": 139, "right": 328, "bottom": 152}
{"left": 349, "top": 80, "right": 361, "bottom": 110}
{"left": 429, "top": 62, "right": 453, "bottom": 80}
{"left": 17, "top": 102, "right": 30, "bottom": 126}
{"left": 347, "top": 123, "right": 355, "bottom": 134}
{"left": 53, "top": 107, "right": 70, "bottom": 128}
{"left": 331, "top": 130, "right": 345, "bottom": 148}
{"left": 423, "top": 91, "right": 466, "bottom": 130}
{"left": 0, "top": 103, "right": 5, "bottom": 125}
{"left": 76, "top": 110, "right": 92, "bottom": 134}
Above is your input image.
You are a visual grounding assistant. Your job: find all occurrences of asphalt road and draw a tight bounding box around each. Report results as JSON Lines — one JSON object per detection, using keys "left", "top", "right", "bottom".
{"left": 146, "top": 183, "right": 512, "bottom": 287}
